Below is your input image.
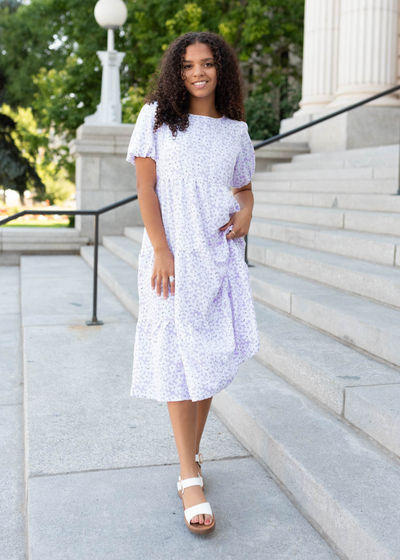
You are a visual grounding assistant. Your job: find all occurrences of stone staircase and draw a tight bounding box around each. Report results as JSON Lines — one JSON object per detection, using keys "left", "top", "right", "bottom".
{"left": 5, "top": 256, "right": 342, "bottom": 559}
{"left": 78, "top": 143, "right": 400, "bottom": 560}
{"left": 0, "top": 226, "right": 89, "bottom": 265}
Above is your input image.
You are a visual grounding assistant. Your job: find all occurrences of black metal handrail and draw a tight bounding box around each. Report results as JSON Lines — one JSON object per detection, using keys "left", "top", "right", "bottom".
{"left": 252, "top": 83, "right": 400, "bottom": 150}
{"left": 0, "top": 194, "right": 138, "bottom": 325}
{"left": 2, "top": 83, "right": 400, "bottom": 323}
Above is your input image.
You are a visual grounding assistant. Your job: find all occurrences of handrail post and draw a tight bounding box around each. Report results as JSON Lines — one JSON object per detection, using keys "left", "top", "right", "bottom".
{"left": 86, "top": 213, "right": 104, "bottom": 326}
{"left": 398, "top": 118, "right": 400, "bottom": 195}
{"left": 244, "top": 234, "right": 254, "bottom": 267}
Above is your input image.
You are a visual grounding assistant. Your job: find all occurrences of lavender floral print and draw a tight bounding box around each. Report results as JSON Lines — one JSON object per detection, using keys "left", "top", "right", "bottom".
{"left": 126, "top": 101, "right": 260, "bottom": 402}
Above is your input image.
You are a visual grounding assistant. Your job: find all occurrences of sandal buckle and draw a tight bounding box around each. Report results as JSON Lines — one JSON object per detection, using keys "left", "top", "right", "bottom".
{"left": 177, "top": 479, "right": 184, "bottom": 494}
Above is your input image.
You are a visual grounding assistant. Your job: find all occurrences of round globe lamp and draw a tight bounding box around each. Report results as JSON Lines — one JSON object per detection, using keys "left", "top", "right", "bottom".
{"left": 94, "top": 0, "right": 127, "bottom": 51}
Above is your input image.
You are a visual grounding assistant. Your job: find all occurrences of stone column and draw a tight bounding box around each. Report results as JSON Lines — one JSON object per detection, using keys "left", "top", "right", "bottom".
{"left": 330, "top": 0, "right": 400, "bottom": 107}
{"left": 294, "top": 0, "right": 340, "bottom": 115}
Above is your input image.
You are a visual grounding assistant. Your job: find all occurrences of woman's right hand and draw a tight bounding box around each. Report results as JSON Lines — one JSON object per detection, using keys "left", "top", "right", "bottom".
{"left": 152, "top": 247, "right": 175, "bottom": 299}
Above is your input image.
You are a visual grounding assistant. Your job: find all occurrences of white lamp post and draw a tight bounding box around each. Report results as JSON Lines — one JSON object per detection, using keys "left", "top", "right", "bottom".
{"left": 84, "top": 0, "right": 128, "bottom": 125}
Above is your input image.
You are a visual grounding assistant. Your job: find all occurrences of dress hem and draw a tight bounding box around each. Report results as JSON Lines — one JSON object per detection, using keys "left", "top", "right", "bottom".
{"left": 129, "top": 340, "right": 260, "bottom": 403}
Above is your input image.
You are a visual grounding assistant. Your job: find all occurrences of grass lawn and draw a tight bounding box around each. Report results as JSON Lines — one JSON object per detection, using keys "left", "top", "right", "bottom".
{"left": 4, "top": 222, "right": 69, "bottom": 227}
{"left": 1, "top": 217, "right": 70, "bottom": 227}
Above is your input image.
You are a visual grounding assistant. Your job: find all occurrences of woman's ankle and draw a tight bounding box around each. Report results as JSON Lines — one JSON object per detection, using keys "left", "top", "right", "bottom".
{"left": 180, "top": 464, "right": 200, "bottom": 479}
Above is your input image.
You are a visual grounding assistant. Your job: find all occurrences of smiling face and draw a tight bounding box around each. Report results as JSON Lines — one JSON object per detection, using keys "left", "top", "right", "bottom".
{"left": 181, "top": 42, "right": 218, "bottom": 100}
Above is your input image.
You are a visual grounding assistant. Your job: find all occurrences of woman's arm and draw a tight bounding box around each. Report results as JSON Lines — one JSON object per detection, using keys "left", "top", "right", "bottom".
{"left": 219, "top": 182, "right": 254, "bottom": 239}
{"left": 135, "top": 157, "right": 175, "bottom": 299}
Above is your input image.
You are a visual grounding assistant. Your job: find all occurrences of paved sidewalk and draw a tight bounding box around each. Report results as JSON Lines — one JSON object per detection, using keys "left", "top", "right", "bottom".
{"left": 0, "top": 265, "right": 26, "bottom": 560}
{"left": 13, "top": 255, "right": 341, "bottom": 558}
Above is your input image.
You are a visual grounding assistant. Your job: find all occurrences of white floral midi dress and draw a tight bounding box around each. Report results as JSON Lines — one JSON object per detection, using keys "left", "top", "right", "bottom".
{"left": 126, "top": 100, "right": 260, "bottom": 402}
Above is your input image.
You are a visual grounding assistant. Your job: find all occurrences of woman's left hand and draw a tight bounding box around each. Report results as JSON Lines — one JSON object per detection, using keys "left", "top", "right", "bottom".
{"left": 219, "top": 208, "right": 252, "bottom": 240}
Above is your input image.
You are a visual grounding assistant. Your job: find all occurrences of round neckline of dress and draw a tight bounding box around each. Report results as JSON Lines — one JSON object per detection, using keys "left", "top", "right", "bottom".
{"left": 188, "top": 113, "right": 224, "bottom": 120}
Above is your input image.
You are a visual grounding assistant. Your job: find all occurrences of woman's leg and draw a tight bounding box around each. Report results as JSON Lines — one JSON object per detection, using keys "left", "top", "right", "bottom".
{"left": 196, "top": 396, "right": 213, "bottom": 454}
{"left": 167, "top": 399, "right": 213, "bottom": 525}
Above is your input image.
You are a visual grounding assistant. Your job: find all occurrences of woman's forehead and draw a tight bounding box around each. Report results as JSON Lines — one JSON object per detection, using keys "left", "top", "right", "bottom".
{"left": 183, "top": 43, "right": 214, "bottom": 60}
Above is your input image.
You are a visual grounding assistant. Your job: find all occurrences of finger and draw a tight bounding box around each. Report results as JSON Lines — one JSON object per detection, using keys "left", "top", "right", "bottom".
{"left": 225, "top": 225, "right": 237, "bottom": 239}
{"left": 151, "top": 271, "right": 156, "bottom": 290}
{"left": 219, "top": 217, "right": 234, "bottom": 231}
{"left": 156, "top": 273, "right": 162, "bottom": 297}
{"left": 162, "top": 274, "right": 169, "bottom": 299}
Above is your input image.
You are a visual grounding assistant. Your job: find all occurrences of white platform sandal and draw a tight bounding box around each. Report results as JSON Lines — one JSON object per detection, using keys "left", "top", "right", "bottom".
{"left": 177, "top": 452, "right": 204, "bottom": 496}
{"left": 177, "top": 476, "right": 216, "bottom": 534}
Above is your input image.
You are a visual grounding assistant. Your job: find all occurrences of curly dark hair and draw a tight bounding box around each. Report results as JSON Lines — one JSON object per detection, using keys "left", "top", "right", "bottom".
{"left": 144, "top": 31, "right": 246, "bottom": 137}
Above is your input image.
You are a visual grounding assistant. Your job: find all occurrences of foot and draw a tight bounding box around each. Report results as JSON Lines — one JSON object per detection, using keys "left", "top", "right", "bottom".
{"left": 179, "top": 470, "right": 213, "bottom": 526}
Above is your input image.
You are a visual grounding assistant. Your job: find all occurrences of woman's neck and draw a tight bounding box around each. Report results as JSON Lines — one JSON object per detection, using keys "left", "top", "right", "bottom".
{"left": 188, "top": 96, "right": 222, "bottom": 119}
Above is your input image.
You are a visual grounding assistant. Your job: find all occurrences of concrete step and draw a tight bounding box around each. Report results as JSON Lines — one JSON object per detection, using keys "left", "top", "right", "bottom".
{"left": 249, "top": 262, "right": 400, "bottom": 370}
{"left": 28, "top": 455, "right": 341, "bottom": 560}
{"left": 251, "top": 300, "right": 400, "bottom": 448}
{"left": 0, "top": 265, "right": 26, "bottom": 560}
{"left": 344, "top": 209, "right": 400, "bottom": 238}
{"left": 254, "top": 167, "right": 395, "bottom": 181}
{"left": 124, "top": 226, "right": 144, "bottom": 244}
{"left": 125, "top": 220, "right": 400, "bottom": 271}
{"left": 252, "top": 203, "right": 400, "bottom": 236}
{"left": 82, "top": 237, "right": 400, "bottom": 460}
{"left": 82, "top": 242, "right": 400, "bottom": 559}
{"left": 0, "top": 227, "right": 89, "bottom": 264}
{"left": 102, "top": 234, "right": 140, "bottom": 269}
{"left": 254, "top": 140, "right": 309, "bottom": 158}
{"left": 211, "top": 357, "right": 400, "bottom": 560}
{"left": 248, "top": 236, "right": 400, "bottom": 308}
{"left": 253, "top": 191, "right": 400, "bottom": 213}
{"left": 271, "top": 160, "right": 347, "bottom": 171}
{"left": 22, "top": 254, "right": 340, "bottom": 559}
{"left": 271, "top": 159, "right": 397, "bottom": 171}
{"left": 80, "top": 245, "right": 139, "bottom": 318}
{"left": 249, "top": 217, "right": 400, "bottom": 266}
{"left": 251, "top": 178, "right": 397, "bottom": 194}
{"left": 253, "top": 204, "right": 345, "bottom": 228}
{"left": 122, "top": 226, "right": 400, "bottom": 308}
{"left": 254, "top": 141, "right": 310, "bottom": 172}
{"left": 291, "top": 143, "right": 399, "bottom": 164}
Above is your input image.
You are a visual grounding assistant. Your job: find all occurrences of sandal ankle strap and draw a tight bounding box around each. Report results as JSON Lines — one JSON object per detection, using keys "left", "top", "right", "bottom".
{"left": 177, "top": 476, "right": 203, "bottom": 494}
{"left": 195, "top": 452, "right": 203, "bottom": 465}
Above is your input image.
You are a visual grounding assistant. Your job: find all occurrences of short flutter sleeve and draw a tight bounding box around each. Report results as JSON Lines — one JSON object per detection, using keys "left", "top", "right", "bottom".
{"left": 126, "top": 102, "right": 158, "bottom": 166}
{"left": 232, "top": 122, "right": 255, "bottom": 188}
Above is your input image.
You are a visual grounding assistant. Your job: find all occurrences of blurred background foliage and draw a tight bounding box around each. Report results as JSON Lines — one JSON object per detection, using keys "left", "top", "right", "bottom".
{"left": 0, "top": 0, "right": 304, "bottom": 200}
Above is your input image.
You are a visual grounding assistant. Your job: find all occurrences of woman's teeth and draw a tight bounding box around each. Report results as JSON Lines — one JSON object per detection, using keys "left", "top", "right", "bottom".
{"left": 193, "top": 81, "right": 208, "bottom": 88}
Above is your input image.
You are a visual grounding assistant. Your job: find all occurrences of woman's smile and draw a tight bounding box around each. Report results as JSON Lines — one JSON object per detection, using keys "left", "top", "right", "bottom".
{"left": 192, "top": 80, "right": 209, "bottom": 89}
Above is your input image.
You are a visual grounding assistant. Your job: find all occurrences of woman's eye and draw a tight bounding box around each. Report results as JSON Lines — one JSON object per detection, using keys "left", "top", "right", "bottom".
{"left": 183, "top": 63, "right": 213, "bottom": 69}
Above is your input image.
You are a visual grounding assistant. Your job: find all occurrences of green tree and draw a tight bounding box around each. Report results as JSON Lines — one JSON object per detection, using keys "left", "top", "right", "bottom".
{"left": 0, "top": 103, "right": 74, "bottom": 204}
{"left": 0, "top": 0, "right": 304, "bottom": 145}
{"left": 0, "top": 112, "right": 45, "bottom": 203}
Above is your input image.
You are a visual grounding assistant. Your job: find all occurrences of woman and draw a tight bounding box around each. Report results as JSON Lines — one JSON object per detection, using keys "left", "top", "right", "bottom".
{"left": 126, "top": 31, "right": 259, "bottom": 534}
